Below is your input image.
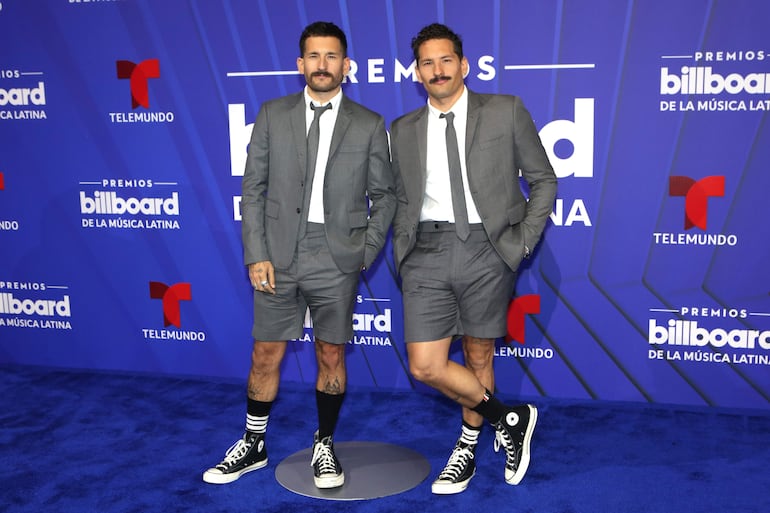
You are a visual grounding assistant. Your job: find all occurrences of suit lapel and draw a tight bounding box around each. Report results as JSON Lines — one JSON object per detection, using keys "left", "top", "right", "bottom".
{"left": 415, "top": 106, "right": 428, "bottom": 181}
{"left": 409, "top": 106, "right": 429, "bottom": 201}
{"left": 465, "top": 90, "right": 482, "bottom": 162}
{"left": 289, "top": 93, "right": 307, "bottom": 177}
{"left": 327, "top": 96, "right": 352, "bottom": 168}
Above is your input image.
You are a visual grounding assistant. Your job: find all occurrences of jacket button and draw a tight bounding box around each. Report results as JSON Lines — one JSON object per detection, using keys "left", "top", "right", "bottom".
{"left": 296, "top": 208, "right": 301, "bottom": 214}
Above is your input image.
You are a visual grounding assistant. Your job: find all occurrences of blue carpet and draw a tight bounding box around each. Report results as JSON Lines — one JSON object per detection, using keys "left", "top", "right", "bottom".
{"left": 1, "top": 364, "right": 769, "bottom": 513}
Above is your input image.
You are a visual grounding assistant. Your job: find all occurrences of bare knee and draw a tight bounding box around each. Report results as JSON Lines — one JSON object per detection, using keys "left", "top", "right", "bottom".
{"left": 463, "top": 337, "right": 494, "bottom": 372}
{"left": 315, "top": 340, "right": 346, "bottom": 371}
{"left": 407, "top": 340, "right": 451, "bottom": 385}
{"left": 251, "top": 341, "right": 285, "bottom": 372}
{"left": 409, "top": 358, "right": 444, "bottom": 385}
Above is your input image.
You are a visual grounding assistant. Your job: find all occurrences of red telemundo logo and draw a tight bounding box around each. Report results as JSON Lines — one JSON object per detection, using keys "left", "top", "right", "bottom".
{"left": 116, "top": 59, "right": 160, "bottom": 109}
{"left": 506, "top": 294, "right": 541, "bottom": 344}
{"left": 669, "top": 175, "right": 725, "bottom": 230}
{"left": 149, "top": 281, "right": 191, "bottom": 328}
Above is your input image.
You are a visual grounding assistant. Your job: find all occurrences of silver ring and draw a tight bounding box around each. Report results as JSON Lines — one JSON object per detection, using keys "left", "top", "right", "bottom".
{"left": 260, "top": 280, "right": 269, "bottom": 287}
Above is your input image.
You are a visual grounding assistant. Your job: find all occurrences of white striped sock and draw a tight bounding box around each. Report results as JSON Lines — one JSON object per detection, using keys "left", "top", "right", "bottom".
{"left": 246, "top": 414, "right": 268, "bottom": 434}
{"left": 459, "top": 424, "right": 481, "bottom": 446}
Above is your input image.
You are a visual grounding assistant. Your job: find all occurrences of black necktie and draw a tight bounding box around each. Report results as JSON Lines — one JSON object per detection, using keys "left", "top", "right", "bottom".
{"left": 440, "top": 112, "right": 470, "bottom": 241}
{"left": 300, "top": 102, "right": 332, "bottom": 237}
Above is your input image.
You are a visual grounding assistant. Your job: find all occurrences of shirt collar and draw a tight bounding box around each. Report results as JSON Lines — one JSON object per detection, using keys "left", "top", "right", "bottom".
{"left": 304, "top": 87, "right": 343, "bottom": 112}
{"left": 427, "top": 85, "right": 468, "bottom": 120}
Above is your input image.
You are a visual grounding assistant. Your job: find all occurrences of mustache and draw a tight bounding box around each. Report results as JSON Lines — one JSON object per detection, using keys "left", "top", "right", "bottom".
{"left": 311, "top": 71, "right": 333, "bottom": 78}
{"left": 429, "top": 75, "right": 451, "bottom": 84}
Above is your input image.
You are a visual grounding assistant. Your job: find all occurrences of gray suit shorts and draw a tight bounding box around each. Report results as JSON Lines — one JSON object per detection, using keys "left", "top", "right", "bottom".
{"left": 251, "top": 223, "right": 359, "bottom": 344}
{"left": 400, "top": 222, "right": 516, "bottom": 342}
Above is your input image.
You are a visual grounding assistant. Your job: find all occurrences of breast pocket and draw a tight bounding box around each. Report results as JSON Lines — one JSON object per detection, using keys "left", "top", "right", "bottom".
{"left": 479, "top": 134, "right": 506, "bottom": 150}
{"left": 333, "top": 145, "right": 367, "bottom": 165}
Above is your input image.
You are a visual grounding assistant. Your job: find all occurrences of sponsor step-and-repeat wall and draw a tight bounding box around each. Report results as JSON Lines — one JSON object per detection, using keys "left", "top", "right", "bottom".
{"left": 1, "top": 0, "right": 768, "bottom": 410}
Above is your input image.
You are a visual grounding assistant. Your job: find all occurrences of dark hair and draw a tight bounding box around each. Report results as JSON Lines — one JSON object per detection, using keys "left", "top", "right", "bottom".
{"left": 299, "top": 21, "right": 348, "bottom": 57}
{"left": 411, "top": 23, "right": 463, "bottom": 62}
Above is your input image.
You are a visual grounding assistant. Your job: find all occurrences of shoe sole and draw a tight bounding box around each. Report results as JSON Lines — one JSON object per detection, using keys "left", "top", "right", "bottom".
{"left": 202, "top": 458, "right": 268, "bottom": 484}
{"left": 506, "top": 404, "right": 537, "bottom": 485}
{"left": 314, "top": 471, "right": 345, "bottom": 489}
{"left": 431, "top": 470, "right": 476, "bottom": 495}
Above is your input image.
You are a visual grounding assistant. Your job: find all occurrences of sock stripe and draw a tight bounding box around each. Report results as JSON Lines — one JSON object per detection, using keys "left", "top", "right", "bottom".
{"left": 460, "top": 424, "right": 481, "bottom": 446}
{"left": 246, "top": 414, "right": 268, "bottom": 434}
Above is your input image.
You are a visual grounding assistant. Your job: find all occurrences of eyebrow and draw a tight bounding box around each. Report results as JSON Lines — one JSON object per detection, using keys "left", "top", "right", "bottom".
{"left": 306, "top": 50, "right": 341, "bottom": 56}
{"left": 419, "top": 54, "right": 454, "bottom": 63}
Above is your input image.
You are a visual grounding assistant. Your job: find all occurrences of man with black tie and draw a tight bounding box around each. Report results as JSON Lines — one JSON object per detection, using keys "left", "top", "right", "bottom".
{"left": 203, "top": 21, "right": 395, "bottom": 489}
{"left": 390, "top": 23, "right": 557, "bottom": 494}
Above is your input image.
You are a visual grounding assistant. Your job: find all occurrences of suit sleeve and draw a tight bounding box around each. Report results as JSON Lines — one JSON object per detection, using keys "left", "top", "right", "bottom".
{"left": 512, "top": 97, "right": 558, "bottom": 251}
{"left": 389, "top": 120, "right": 409, "bottom": 243}
{"left": 363, "top": 115, "right": 396, "bottom": 269}
{"left": 240, "top": 103, "right": 271, "bottom": 267}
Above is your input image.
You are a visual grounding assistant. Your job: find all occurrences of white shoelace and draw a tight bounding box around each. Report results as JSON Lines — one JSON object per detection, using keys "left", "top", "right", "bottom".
{"left": 311, "top": 441, "right": 338, "bottom": 474}
{"left": 437, "top": 445, "right": 475, "bottom": 480}
{"left": 494, "top": 429, "right": 516, "bottom": 467}
{"left": 220, "top": 438, "right": 251, "bottom": 467}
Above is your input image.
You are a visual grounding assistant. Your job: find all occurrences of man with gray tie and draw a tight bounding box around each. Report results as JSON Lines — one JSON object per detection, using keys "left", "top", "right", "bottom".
{"left": 390, "top": 23, "right": 557, "bottom": 494}
{"left": 203, "top": 21, "right": 395, "bottom": 489}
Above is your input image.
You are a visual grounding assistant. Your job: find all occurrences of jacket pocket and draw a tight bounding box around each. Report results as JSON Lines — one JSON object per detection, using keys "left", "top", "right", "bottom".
{"left": 349, "top": 209, "right": 368, "bottom": 228}
{"left": 265, "top": 198, "right": 279, "bottom": 219}
{"left": 506, "top": 202, "right": 526, "bottom": 225}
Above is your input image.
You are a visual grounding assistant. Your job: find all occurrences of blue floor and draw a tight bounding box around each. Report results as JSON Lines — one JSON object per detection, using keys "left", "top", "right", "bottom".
{"left": 2, "top": 364, "right": 769, "bottom": 513}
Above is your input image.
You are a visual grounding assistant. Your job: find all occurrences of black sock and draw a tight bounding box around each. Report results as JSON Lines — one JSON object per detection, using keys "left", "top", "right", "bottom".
{"left": 316, "top": 390, "right": 345, "bottom": 439}
{"left": 246, "top": 398, "right": 272, "bottom": 434}
{"left": 471, "top": 389, "right": 505, "bottom": 424}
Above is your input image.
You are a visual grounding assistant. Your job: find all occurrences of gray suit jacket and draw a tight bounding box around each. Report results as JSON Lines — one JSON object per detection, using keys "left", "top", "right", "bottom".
{"left": 241, "top": 92, "right": 395, "bottom": 273}
{"left": 390, "top": 90, "right": 557, "bottom": 273}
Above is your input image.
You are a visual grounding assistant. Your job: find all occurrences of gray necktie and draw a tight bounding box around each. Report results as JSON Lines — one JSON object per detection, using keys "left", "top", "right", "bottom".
{"left": 440, "top": 112, "right": 470, "bottom": 241}
{"left": 300, "top": 102, "right": 332, "bottom": 237}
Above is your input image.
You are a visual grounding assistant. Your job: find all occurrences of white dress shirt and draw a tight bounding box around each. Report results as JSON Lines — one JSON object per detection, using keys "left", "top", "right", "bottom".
{"left": 304, "top": 87, "right": 342, "bottom": 224}
{"left": 420, "top": 86, "right": 482, "bottom": 224}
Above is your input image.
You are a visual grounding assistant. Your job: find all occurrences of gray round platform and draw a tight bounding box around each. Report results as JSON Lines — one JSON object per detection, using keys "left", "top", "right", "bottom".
{"left": 275, "top": 441, "right": 430, "bottom": 500}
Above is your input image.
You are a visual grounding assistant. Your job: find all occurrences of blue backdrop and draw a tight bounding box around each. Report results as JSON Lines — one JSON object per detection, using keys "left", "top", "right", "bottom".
{"left": 1, "top": 0, "right": 768, "bottom": 410}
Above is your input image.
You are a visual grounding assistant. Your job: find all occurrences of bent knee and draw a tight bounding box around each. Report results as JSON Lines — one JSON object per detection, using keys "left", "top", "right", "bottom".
{"left": 463, "top": 338, "right": 494, "bottom": 371}
{"left": 464, "top": 351, "right": 493, "bottom": 372}
{"left": 409, "top": 360, "right": 443, "bottom": 385}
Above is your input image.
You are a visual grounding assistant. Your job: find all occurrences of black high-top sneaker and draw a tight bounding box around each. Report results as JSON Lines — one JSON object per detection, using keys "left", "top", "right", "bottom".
{"left": 493, "top": 404, "right": 538, "bottom": 485}
{"left": 202, "top": 431, "right": 267, "bottom": 484}
{"left": 431, "top": 440, "right": 477, "bottom": 494}
{"left": 310, "top": 431, "right": 344, "bottom": 488}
